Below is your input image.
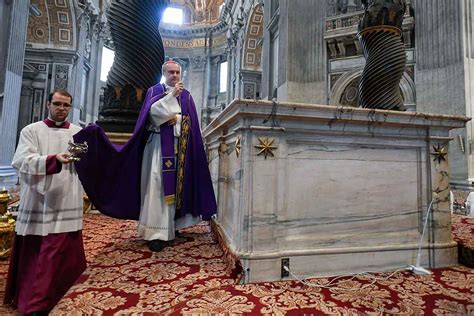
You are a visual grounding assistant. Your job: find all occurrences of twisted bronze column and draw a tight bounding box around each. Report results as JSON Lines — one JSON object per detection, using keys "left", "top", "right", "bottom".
{"left": 99, "top": 0, "right": 169, "bottom": 132}
{"left": 357, "top": 0, "right": 406, "bottom": 111}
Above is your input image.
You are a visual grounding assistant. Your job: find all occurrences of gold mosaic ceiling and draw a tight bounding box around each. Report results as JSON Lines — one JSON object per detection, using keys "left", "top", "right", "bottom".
{"left": 27, "top": 0, "right": 75, "bottom": 49}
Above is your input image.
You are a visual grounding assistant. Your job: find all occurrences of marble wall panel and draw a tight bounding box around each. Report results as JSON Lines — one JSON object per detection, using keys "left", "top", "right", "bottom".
{"left": 280, "top": 142, "right": 422, "bottom": 247}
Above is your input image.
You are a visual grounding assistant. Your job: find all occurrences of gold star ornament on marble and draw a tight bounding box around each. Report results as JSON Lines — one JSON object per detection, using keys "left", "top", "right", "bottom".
{"left": 218, "top": 142, "right": 228, "bottom": 156}
{"left": 235, "top": 136, "right": 241, "bottom": 158}
{"left": 430, "top": 143, "right": 448, "bottom": 163}
{"left": 254, "top": 137, "right": 277, "bottom": 159}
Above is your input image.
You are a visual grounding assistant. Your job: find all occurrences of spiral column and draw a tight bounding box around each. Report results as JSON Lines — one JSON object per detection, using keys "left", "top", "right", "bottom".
{"left": 357, "top": 0, "right": 406, "bottom": 111}
{"left": 99, "top": 0, "right": 168, "bottom": 133}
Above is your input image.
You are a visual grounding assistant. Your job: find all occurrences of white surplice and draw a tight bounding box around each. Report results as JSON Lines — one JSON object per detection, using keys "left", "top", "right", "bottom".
{"left": 12, "top": 121, "right": 83, "bottom": 236}
{"left": 138, "top": 86, "right": 201, "bottom": 241}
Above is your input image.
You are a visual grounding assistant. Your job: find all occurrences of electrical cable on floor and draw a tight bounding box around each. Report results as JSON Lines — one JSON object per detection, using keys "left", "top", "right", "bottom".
{"left": 283, "top": 266, "right": 410, "bottom": 291}
{"left": 408, "top": 197, "right": 435, "bottom": 275}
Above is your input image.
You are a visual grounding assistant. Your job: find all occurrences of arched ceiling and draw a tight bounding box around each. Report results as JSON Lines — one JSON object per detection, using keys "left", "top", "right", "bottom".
{"left": 27, "top": 0, "right": 76, "bottom": 50}
{"left": 243, "top": 5, "right": 263, "bottom": 70}
{"left": 26, "top": 0, "right": 225, "bottom": 46}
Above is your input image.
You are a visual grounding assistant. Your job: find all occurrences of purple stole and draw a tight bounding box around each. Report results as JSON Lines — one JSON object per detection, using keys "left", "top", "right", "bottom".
{"left": 159, "top": 84, "right": 181, "bottom": 205}
{"left": 160, "top": 113, "right": 177, "bottom": 205}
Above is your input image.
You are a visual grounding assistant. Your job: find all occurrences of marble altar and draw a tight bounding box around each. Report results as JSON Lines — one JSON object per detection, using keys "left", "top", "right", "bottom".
{"left": 203, "top": 99, "right": 469, "bottom": 282}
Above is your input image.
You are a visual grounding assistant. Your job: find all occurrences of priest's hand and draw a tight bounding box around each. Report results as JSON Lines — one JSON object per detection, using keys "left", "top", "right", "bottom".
{"left": 172, "top": 81, "right": 184, "bottom": 97}
{"left": 56, "top": 152, "right": 72, "bottom": 164}
{"left": 167, "top": 115, "right": 179, "bottom": 126}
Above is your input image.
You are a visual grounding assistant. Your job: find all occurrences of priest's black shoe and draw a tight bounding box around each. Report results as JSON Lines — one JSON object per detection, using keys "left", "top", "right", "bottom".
{"left": 148, "top": 239, "right": 166, "bottom": 252}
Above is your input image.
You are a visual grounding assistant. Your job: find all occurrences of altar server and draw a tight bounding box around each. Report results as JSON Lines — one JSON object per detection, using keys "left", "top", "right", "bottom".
{"left": 4, "top": 89, "right": 86, "bottom": 315}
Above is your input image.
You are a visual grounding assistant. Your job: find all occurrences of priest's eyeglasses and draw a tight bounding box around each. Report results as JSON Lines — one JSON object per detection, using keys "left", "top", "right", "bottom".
{"left": 51, "top": 102, "right": 72, "bottom": 108}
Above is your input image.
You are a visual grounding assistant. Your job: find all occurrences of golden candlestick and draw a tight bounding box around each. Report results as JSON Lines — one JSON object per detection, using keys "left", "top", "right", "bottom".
{"left": 0, "top": 187, "right": 10, "bottom": 216}
{"left": 0, "top": 188, "right": 15, "bottom": 259}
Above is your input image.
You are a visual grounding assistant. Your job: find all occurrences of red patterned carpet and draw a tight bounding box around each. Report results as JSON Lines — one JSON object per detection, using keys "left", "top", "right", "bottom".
{"left": 0, "top": 213, "right": 473, "bottom": 315}
{"left": 452, "top": 214, "right": 474, "bottom": 268}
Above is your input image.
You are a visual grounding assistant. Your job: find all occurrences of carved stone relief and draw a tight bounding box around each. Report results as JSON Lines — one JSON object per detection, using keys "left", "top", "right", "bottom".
{"left": 339, "top": 77, "right": 359, "bottom": 107}
{"left": 243, "top": 83, "right": 255, "bottom": 99}
{"left": 190, "top": 55, "right": 207, "bottom": 70}
{"left": 53, "top": 64, "right": 69, "bottom": 90}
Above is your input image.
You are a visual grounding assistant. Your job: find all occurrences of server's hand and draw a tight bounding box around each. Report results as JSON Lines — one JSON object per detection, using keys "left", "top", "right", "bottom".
{"left": 56, "top": 152, "right": 72, "bottom": 164}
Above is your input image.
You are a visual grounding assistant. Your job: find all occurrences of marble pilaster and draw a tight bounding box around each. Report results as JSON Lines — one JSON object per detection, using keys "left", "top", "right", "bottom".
{"left": 261, "top": 0, "right": 327, "bottom": 103}
{"left": 239, "top": 69, "right": 261, "bottom": 99}
{"left": 84, "top": 29, "right": 103, "bottom": 124}
{"left": 203, "top": 56, "right": 223, "bottom": 125}
{"left": 413, "top": 0, "right": 474, "bottom": 188}
{"left": 0, "top": 0, "right": 29, "bottom": 186}
{"left": 187, "top": 57, "right": 206, "bottom": 122}
{"left": 70, "top": 6, "right": 91, "bottom": 124}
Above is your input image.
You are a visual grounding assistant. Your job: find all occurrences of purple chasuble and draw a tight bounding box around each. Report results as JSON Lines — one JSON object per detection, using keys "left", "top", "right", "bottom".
{"left": 73, "top": 83, "right": 217, "bottom": 220}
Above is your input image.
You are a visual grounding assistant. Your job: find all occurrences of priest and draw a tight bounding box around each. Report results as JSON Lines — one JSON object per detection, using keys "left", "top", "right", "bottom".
{"left": 73, "top": 60, "right": 217, "bottom": 252}
{"left": 4, "top": 89, "right": 86, "bottom": 315}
